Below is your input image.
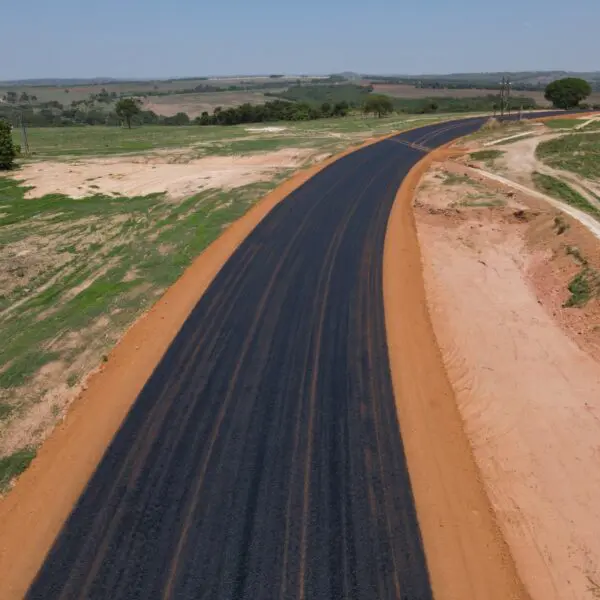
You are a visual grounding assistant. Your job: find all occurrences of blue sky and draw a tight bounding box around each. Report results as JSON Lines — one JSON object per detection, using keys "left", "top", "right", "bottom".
{"left": 2, "top": 0, "right": 599, "bottom": 79}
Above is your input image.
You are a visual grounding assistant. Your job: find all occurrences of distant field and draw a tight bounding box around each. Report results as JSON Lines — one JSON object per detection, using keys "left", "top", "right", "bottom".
{"left": 0, "top": 77, "right": 301, "bottom": 105}
{"left": 369, "top": 83, "right": 551, "bottom": 106}
{"left": 143, "top": 91, "right": 282, "bottom": 118}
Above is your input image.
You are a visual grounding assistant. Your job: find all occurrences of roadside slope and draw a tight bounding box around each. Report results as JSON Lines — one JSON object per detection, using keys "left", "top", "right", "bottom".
{"left": 384, "top": 148, "right": 529, "bottom": 600}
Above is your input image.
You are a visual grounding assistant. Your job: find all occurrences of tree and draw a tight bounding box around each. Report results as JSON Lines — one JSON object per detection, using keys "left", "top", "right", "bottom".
{"left": 115, "top": 98, "right": 141, "bottom": 129}
{"left": 544, "top": 78, "right": 591, "bottom": 109}
{"left": 321, "top": 102, "right": 332, "bottom": 117}
{"left": 0, "top": 119, "right": 17, "bottom": 170}
{"left": 363, "top": 94, "right": 394, "bottom": 118}
{"left": 332, "top": 101, "right": 349, "bottom": 117}
{"left": 19, "top": 92, "right": 29, "bottom": 103}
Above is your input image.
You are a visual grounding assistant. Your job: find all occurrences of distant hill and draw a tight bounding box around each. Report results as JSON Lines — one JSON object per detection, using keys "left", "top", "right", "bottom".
{"left": 363, "top": 71, "right": 600, "bottom": 91}
{"left": 0, "top": 78, "right": 129, "bottom": 87}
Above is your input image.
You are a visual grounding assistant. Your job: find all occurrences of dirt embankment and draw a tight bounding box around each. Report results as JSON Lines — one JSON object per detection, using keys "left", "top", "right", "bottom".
{"left": 384, "top": 150, "right": 531, "bottom": 600}
{"left": 413, "top": 160, "right": 600, "bottom": 600}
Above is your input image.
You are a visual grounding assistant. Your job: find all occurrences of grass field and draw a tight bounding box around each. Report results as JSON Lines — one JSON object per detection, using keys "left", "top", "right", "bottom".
{"left": 469, "top": 149, "right": 504, "bottom": 162}
{"left": 13, "top": 126, "right": 244, "bottom": 157}
{"left": 537, "top": 132, "right": 600, "bottom": 180}
{"left": 532, "top": 172, "right": 600, "bottom": 219}
{"left": 582, "top": 120, "right": 600, "bottom": 131}
{"left": 13, "top": 114, "right": 449, "bottom": 158}
{"left": 544, "top": 118, "right": 584, "bottom": 130}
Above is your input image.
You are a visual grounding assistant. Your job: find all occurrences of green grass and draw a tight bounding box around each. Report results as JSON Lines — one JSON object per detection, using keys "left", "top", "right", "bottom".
{"left": 532, "top": 173, "right": 600, "bottom": 220}
{"left": 13, "top": 126, "right": 243, "bottom": 157}
{"left": 461, "top": 198, "right": 505, "bottom": 208}
{"left": 581, "top": 120, "right": 600, "bottom": 131}
{"left": 564, "top": 267, "right": 600, "bottom": 307}
{"left": 444, "top": 173, "right": 473, "bottom": 185}
{"left": 544, "top": 118, "right": 583, "bottom": 130}
{"left": 0, "top": 447, "right": 36, "bottom": 492}
{"left": 0, "top": 403, "right": 14, "bottom": 420}
{"left": 562, "top": 245, "right": 600, "bottom": 308}
{"left": 0, "top": 175, "right": 288, "bottom": 399}
{"left": 271, "top": 84, "right": 371, "bottom": 106}
{"left": 536, "top": 132, "right": 600, "bottom": 180}
{"left": 469, "top": 149, "right": 504, "bottom": 161}
{"left": 12, "top": 115, "right": 454, "bottom": 159}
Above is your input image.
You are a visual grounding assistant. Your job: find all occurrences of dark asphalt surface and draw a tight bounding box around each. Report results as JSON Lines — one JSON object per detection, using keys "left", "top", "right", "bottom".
{"left": 26, "top": 113, "right": 571, "bottom": 600}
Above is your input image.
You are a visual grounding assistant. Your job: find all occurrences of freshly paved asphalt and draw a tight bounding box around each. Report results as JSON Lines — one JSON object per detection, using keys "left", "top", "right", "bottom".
{"left": 26, "top": 113, "right": 568, "bottom": 600}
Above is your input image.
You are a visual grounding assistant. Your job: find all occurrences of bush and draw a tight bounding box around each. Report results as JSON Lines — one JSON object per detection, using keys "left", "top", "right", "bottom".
{"left": 0, "top": 119, "right": 17, "bottom": 170}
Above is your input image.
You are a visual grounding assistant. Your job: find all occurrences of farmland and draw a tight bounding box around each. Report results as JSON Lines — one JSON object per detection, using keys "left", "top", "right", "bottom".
{"left": 369, "top": 82, "right": 552, "bottom": 106}
{"left": 142, "top": 91, "right": 282, "bottom": 117}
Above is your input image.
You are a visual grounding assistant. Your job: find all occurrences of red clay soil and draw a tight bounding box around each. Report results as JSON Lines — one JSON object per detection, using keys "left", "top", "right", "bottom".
{"left": 384, "top": 148, "right": 530, "bottom": 600}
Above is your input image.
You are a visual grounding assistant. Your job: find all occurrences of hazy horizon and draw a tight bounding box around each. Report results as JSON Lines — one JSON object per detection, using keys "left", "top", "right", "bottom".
{"left": 2, "top": 69, "right": 599, "bottom": 86}
{"left": 2, "top": 0, "right": 599, "bottom": 81}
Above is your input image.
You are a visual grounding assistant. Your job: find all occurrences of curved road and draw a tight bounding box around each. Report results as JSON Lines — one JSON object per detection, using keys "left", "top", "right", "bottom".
{"left": 26, "top": 114, "right": 562, "bottom": 600}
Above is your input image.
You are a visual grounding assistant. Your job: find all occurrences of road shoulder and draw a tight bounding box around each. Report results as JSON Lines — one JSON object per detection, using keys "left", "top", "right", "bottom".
{"left": 383, "top": 147, "right": 531, "bottom": 600}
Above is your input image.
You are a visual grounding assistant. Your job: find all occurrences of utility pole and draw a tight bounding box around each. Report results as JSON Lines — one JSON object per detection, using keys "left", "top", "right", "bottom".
{"left": 498, "top": 76, "right": 512, "bottom": 120}
{"left": 19, "top": 111, "right": 30, "bottom": 156}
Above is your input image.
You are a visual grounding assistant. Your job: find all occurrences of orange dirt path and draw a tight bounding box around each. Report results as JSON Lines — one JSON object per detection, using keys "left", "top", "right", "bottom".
{"left": 383, "top": 148, "right": 530, "bottom": 600}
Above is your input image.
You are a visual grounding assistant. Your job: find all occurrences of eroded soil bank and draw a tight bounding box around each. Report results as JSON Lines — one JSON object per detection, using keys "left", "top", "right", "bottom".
{"left": 414, "top": 161, "right": 600, "bottom": 600}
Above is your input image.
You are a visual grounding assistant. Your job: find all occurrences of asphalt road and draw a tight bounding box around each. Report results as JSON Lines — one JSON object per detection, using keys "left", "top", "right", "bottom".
{"left": 25, "top": 113, "right": 567, "bottom": 600}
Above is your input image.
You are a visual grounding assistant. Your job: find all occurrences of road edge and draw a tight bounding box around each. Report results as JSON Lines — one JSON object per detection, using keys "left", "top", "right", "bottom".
{"left": 383, "top": 147, "right": 532, "bottom": 600}
{"left": 0, "top": 135, "right": 395, "bottom": 600}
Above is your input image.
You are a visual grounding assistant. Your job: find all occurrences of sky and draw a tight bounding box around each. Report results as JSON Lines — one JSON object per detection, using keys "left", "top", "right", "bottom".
{"left": 2, "top": 0, "right": 599, "bottom": 80}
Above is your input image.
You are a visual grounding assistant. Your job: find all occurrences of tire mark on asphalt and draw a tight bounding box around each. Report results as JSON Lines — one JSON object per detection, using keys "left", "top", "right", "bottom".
{"left": 297, "top": 154, "right": 401, "bottom": 600}
{"left": 161, "top": 152, "right": 377, "bottom": 600}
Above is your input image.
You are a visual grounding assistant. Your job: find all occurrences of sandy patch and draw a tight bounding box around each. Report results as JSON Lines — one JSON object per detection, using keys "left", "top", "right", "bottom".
{"left": 414, "top": 162, "right": 600, "bottom": 600}
{"left": 17, "top": 148, "right": 312, "bottom": 200}
{"left": 245, "top": 126, "right": 287, "bottom": 133}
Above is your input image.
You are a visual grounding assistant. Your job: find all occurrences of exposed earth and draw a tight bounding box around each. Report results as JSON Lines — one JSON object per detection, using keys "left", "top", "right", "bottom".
{"left": 16, "top": 148, "right": 313, "bottom": 200}
{"left": 414, "top": 137, "right": 600, "bottom": 599}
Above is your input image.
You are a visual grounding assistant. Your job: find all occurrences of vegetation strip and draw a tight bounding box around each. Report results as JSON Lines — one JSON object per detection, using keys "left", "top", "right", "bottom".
{"left": 532, "top": 172, "right": 600, "bottom": 220}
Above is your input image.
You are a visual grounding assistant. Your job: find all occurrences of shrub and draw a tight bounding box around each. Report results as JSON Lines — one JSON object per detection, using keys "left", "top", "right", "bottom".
{"left": 0, "top": 119, "right": 16, "bottom": 170}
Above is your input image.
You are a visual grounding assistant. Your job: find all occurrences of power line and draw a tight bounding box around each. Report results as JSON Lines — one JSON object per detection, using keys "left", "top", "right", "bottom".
{"left": 0, "top": 98, "right": 30, "bottom": 155}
